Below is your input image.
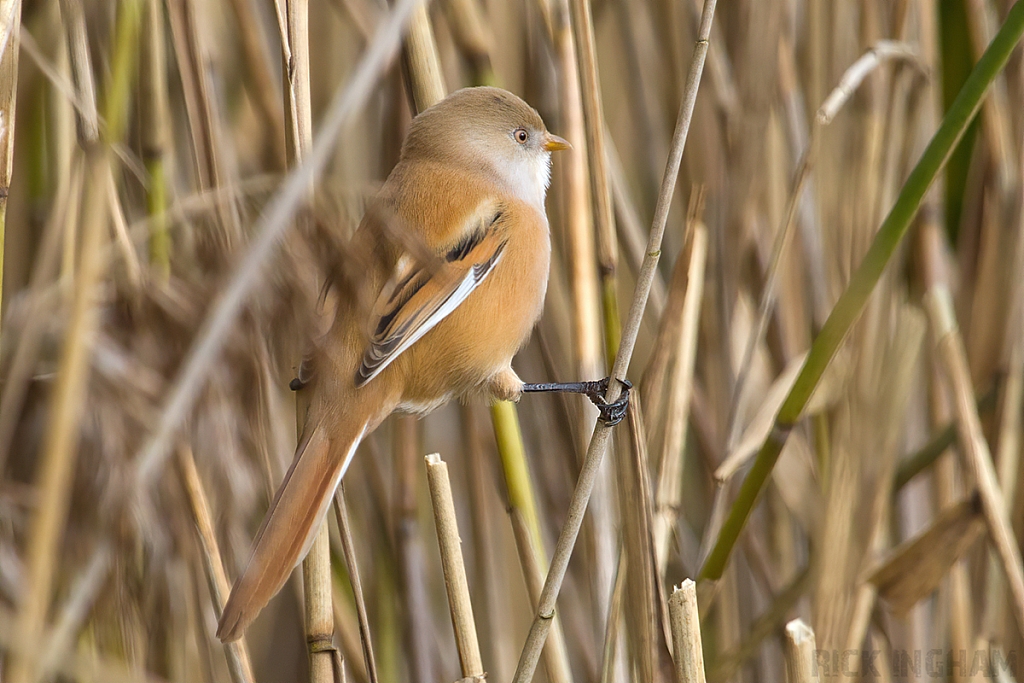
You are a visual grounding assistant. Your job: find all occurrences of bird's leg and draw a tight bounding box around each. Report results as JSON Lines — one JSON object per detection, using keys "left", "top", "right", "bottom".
{"left": 521, "top": 377, "right": 632, "bottom": 426}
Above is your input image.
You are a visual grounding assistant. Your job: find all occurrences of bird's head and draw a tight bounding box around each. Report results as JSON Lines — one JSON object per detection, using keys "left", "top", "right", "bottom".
{"left": 402, "top": 86, "right": 571, "bottom": 209}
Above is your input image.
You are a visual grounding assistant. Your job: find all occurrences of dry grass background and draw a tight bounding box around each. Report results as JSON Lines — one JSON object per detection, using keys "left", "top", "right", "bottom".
{"left": 0, "top": 0, "right": 1023, "bottom": 681}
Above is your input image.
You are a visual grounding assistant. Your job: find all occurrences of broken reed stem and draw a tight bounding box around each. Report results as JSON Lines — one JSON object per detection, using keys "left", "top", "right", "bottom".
{"left": 0, "top": 0, "right": 22, "bottom": 327}
{"left": 490, "top": 401, "right": 574, "bottom": 683}
{"left": 511, "top": 0, "right": 718, "bottom": 679}
{"left": 568, "top": 0, "right": 618, "bottom": 361}
{"left": 653, "top": 224, "right": 707, "bottom": 576}
{"left": 669, "top": 580, "right": 706, "bottom": 683}
{"left": 698, "top": 3, "right": 1024, "bottom": 583}
{"left": 425, "top": 453, "right": 485, "bottom": 678}
{"left": 924, "top": 286, "right": 1024, "bottom": 635}
{"left": 784, "top": 620, "right": 820, "bottom": 683}
{"left": 333, "top": 486, "right": 380, "bottom": 683}
{"left": 176, "top": 447, "right": 256, "bottom": 683}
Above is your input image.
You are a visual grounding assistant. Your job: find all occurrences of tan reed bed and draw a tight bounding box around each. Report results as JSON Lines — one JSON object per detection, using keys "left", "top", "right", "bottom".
{"left": 0, "top": 0, "right": 1023, "bottom": 682}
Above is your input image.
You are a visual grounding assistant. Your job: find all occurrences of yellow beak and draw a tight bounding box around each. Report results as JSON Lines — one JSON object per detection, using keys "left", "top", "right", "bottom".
{"left": 543, "top": 134, "right": 572, "bottom": 152}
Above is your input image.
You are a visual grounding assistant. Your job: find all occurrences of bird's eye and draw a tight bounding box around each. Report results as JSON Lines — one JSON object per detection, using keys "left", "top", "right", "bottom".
{"left": 514, "top": 128, "right": 529, "bottom": 144}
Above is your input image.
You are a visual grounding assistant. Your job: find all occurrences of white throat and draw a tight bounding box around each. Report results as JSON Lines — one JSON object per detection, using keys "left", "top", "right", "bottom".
{"left": 494, "top": 151, "right": 552, "bottom": 211}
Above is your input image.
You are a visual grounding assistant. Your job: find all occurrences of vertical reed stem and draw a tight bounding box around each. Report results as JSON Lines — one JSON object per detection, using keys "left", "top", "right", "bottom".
{"left": 177, "top": 447, "right": 257, "bottom": 683}
{"left": 425, "top": 453, "right": 485, "bottom": 677}
{"left": 0, "top": 0, "right": 22, "bottom": 326}
{"left": 668, "top": 580, "right": 706, "bottom": 683}
{"left": 783, "top": 620, "right": 819, "bottom": 683}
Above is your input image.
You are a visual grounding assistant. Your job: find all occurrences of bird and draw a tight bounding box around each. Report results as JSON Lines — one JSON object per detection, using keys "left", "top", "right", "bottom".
{"left": 217, "top": 86, "right": 629, "bottom": 642}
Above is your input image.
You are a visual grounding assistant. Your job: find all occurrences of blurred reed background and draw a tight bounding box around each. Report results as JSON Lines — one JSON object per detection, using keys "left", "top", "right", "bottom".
{"left": 0, "top": 0, "right": 1023, "bottom": 681}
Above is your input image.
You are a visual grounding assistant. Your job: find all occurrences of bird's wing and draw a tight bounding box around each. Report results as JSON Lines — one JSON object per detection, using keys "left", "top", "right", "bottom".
{"left": 356, "top": 203, "right": 507, "bottom": 386}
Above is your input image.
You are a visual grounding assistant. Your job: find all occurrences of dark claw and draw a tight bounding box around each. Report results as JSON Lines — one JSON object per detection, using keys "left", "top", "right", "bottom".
{"left": 289, "top": 377, "right": 306, "bottom": 391}
{"left": 520, "top": 377, "right": 632, "bottom": 426}
{"left": 584, "top": 378, "right": 632, "bottom": 427}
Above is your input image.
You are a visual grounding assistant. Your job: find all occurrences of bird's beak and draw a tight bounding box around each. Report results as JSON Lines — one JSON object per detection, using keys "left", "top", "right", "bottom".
{"left": 543, "top": 133, "right": 572, "bottom": 152}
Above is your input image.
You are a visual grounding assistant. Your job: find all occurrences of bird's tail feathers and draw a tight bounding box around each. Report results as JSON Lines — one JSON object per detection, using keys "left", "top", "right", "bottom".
{"left": 216, "top": 414, "right": 368, "bottom": 643}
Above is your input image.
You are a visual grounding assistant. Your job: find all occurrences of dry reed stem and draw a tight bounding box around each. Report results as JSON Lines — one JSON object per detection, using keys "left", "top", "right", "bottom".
{"left": 461, "top": 404, "right": 512, "bottom": 680}
{"left": 639, "top": 189, "right": 703, "bottom": 435}
{"left": 512, "top": 0, "right": 718, "bottom": 678}
{"left": 333, "top": 487, "right": 380, "bottom": 683}
{"left": 783, "top": 620, "right": 819, "bottom": 683}
{"left": 616, "top": 393, "right": 659, "bottom": 680}
{"left": 925, "top": 286, "right": 1024, "bottom": 635}
{"left": 394, "top": 416, "right": 435, "bottom": 683}
{"left": 0, "top": 0, "right": 21, "bottom": 323}
{"left": 402, "top": 3, "right": 446, "bottom": 112}
{"left": 442, "top": 0, "right": 493, "bottom": 85}
{"left": 984, "top": 339, "right": 1024, "bottom": 635}
{"left": 606, "top": 135, "right": 666, "bottom": 314}
{"left": 568, "top": 0, "right": 618, "bottom": 361}
{"left": 0, "top": 151, "right": 81, "bottom": 474}
{"left": 57, "top": 0, "right": 98, "bottom": 141}
{"left": 141, "top": 0, "right": 171, "bottom": 279}
{"left": 669, "top": 580, "right": 706, "bottom": 683}
{"left": 490, "top": 401, "right": 574, "bottom": 683}
{"left": 537, "top": 0, "right": 602, "bottom": 412}
{"left": 816, "top": 41, "right": 919, "bottom": 125}
{"left": 304, "top": 527, "right": 337, "bottom": 681}
{"left": 8, "top": 147, "right": 112, "bottom": 683}
{"left": 279, "top": 0, "right": 337, "bottom": 675}
{"left": 425, "top": 453, "right": 485, "bottom": 677}
{"left": 225, "top": 0, "right": 287, "bottom": 171}
{"left": 331, "top": 580, "right": 371, "bottom": 683}
{"left": 165, "top": 0, "right": 240, "bottom": 246}
{"left": 38, "top": 542, "right": 112, "bottom": 678}
{"left": 965, "top": 0, "right": 1017, "bottom": 188}
{"left": 652, "top": 224, "right": 707, "bottom": 576}
{"left": 176, "top": 446, "right": 257, "bottom": 683}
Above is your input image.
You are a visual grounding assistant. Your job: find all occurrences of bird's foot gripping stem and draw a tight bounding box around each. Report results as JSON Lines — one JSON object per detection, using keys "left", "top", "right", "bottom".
{"left": 521, "top": 377, "right": 632, "bottom": 426}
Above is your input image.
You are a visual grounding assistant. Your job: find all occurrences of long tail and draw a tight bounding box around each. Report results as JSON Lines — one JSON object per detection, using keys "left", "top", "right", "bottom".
{"left": 216, "top": 412, "right": 369, "bottom": 642}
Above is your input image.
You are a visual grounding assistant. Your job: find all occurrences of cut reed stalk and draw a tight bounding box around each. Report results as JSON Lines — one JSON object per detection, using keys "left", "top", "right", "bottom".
{"left": 0, "top": 0, "right": 22, "bottom": 324}
{"left": 783, "top": 620, "right": 819, "bottom": 683}
{"left": 425, "top": 453, "right": 485, "bottom": 678}
{"left": 512, "top": 1, "right": 718, "bottom": 678}
{"left": 176, "top": 446, "right": 257, "bottom": 683}
{"left": 698, "top": 3, "right": 1024, "bottom": 583}
{"left": 668, "top": 580, "right": 706, "bottom": 683}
